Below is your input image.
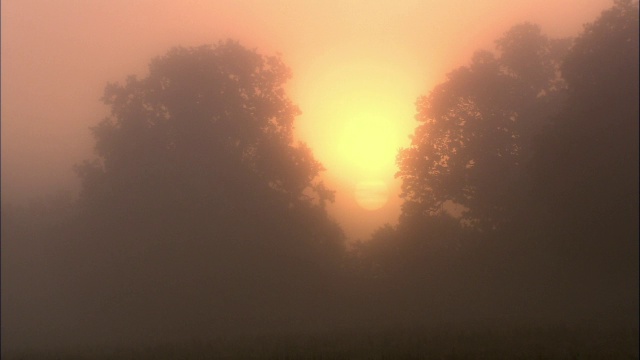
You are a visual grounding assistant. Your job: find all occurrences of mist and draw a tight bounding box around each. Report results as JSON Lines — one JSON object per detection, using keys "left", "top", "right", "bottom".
{"left": 2, "top": 1, "right": 638, "bottom": 358}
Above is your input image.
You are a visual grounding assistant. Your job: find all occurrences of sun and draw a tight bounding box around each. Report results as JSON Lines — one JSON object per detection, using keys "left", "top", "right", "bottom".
{"left": 334, "top": 110, "right": 401, "bottom": 211}
{"left": 355, "top": 180, "right": 389, "bottom": 210}
{"left": 336, "top": 110, "right": 401, "bottom": 179}
{"left": 291, "top": 52, "right": 420, "bottom": 211}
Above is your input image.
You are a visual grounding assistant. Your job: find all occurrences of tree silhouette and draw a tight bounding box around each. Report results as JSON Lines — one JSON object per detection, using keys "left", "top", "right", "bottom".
{"left": 397, "top": 24, "right": 569, "bottom": 232}
{"left": 530, "top": 0, "right": 639, "bottom": 259}
{"left": 77, "top": 41, "right": 333, "bottom": 220}
{"left": 382, "top": 2, "right": 639, "bottom": 326}
{"left": 520, "top": 1, "right": 639, "bottom": 325}
{"left": 68, "top": 40, "right": 346, "bottom": 342}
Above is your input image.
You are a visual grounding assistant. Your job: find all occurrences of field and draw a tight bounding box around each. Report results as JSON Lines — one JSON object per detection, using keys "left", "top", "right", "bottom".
{"left": 4, "top": 324, "right": 638, "bottom": 359}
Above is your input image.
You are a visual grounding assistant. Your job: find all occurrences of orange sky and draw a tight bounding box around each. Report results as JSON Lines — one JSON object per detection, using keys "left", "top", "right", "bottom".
{"left": 1, "top": 0, "right": 612, "bottom": 240}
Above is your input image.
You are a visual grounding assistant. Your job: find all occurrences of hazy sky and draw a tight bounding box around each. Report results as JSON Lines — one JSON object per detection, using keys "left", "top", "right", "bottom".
{"left": 2, "top": 0, "right": 612, "bottom": 240}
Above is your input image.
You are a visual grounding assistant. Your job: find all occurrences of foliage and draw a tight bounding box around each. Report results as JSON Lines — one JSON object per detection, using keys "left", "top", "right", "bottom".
{"left": 528, "top": 0, "right": 639, "bottom": 288}
{"left": 365, "top": 2, "right": 639, "bottom": 328}
{"left": 73, "top": 41, "right": 347, "bottom": 267}
{"left": 64, "top": 41, "right": 347, "bottom": 342}
{"left": 531, "top": 0, "right": 639, "bottom": 238}
{"left": 77, "top": 41, "right": 332, "bottom": 219}
{"left": 397, "top": 23, "right": 569, "bottom": 231}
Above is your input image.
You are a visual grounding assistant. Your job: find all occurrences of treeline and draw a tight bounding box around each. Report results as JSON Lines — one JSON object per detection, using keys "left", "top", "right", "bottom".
{"left": 358, "top": 0, "right": 638, "bottom": 327}
{"left": 2, "top": 0, "right": 638, "bottom": 353}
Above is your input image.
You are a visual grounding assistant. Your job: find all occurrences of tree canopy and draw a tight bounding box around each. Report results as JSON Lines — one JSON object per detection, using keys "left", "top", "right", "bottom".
{"left": 66, "top": 41, "right": 347, "bottom": 341}
{"left": 531, "top": 0, "right": 639, "bottom": 243}
{"left": 362, "top": 1, "right": 639, "bottom": 326}
{"left": 397, "top": 23, "right": 569, "bottom": 231}
{"left": 77, "top": 41, "right": 332, "bottom": 220}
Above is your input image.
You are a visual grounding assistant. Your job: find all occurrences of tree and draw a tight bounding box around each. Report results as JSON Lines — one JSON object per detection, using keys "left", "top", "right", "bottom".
{"left": 74, "top": 39, "right": 346, "bottom": 284}
{"left": 530, "top": 0, "right": 639, "bottom": 253}
{"left": 397, "top": 23, "right": 569, "bottom": 231}
{"left": 67, "top": 41, "right": 346, "bottom": 342}
{"left": 508, "top": 1, "right": 639, "bottom": 326}
{"left": 77, "top": 41, "right": 332, "bottom": 220}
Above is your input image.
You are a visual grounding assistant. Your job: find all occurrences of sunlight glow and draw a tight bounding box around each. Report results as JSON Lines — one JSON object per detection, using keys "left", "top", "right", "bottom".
{"left": 336, "top": 108, "right": 401, "bottom": 178}
{"left": 293, "top": 52, "right": 420, "bottom": 197}
{"left": 355, "top": 180, "right": 389, "bottom": 210}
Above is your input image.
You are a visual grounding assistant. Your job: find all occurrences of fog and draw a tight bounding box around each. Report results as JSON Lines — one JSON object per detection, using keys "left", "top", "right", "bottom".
{"left": 2, "top": 1, "right": 638, "bottom": 358}
{"left": 2, "top": 0, "right": 612, "bottom": 239}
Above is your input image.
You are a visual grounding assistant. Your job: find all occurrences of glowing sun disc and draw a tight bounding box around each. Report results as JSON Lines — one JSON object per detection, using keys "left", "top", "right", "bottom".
{"left": 355, "top": 180, "right": 389, "bottom": 210}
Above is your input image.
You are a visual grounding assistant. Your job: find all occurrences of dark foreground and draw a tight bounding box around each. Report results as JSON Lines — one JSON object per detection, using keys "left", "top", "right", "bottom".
{"left": 4, "top": 324, "right": 638, "bottom": 359}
